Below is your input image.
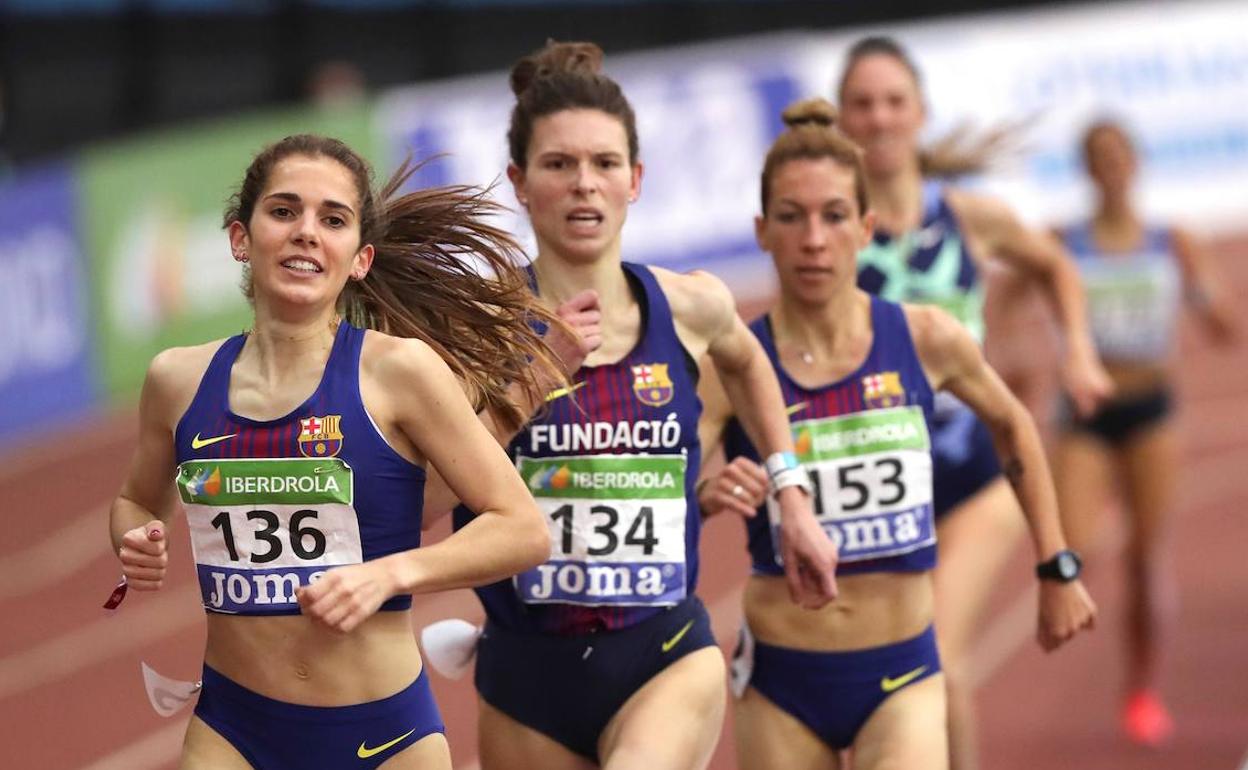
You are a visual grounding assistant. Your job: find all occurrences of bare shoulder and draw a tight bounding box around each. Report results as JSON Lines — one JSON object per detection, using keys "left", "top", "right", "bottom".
{"left": 650, "top": 265, "right": 737, "bottom": 337}
{"left": 902, "top": 303, "right": 979, "bottom": 385}
{"left": 360, "top": 331, "right": 448, "bottom": 390}
{"left": 944, "top": 186, "right": 1016, "bottom": 232}
{"left": 144, "top": 339, "right": 229, "bottom": 425}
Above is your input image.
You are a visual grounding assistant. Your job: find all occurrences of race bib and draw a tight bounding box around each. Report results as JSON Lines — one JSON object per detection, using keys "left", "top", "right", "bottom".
{"left": 516, "top": 453, "right": 687, "bottom": 607}
{"left": 1083, "top": 260, "right": 1179, "bottom": 360}
{"left": 177, "top": 458, "right": 362, "bottom": 613}
{"left": 769, "top": 407, "right": 934, "bottom": 564}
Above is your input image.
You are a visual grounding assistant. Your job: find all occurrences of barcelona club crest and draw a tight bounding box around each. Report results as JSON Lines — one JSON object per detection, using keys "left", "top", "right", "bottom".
{"left": 631, "top": 363, "right": 675, "bottom": 407}
{"left": 298, "top": 415, "right": 344, "bottom": 458}
{"left": 862, "top": 371, "right": 906, "bottom": 408}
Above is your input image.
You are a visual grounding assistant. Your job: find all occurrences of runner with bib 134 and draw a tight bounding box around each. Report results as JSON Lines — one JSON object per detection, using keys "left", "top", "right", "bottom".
{"left": 430, "top": 41, "right": 837, "bottom": 770}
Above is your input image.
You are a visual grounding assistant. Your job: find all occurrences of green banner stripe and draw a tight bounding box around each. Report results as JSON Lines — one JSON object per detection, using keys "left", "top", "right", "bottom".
{"left": 177, "top": 459, "right": 352, "bottom": 505}
{"left": 793, "top": 407, "right": 929, "bottom": 462}
{"left": 519, "top": 456, "right": 686, "bottom": 500}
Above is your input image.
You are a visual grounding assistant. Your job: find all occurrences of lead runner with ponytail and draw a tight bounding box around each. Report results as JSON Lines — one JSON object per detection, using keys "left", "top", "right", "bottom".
{"left": 109, "top": 135, "right": 561, "bottom": 769}
{"left": 438, "top": 41, "right": 837, "bottom": 770}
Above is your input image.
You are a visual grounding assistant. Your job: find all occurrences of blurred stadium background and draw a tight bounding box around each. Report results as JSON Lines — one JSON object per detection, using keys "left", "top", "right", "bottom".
{"left": 0, "top": 1, "right": 1245, "bottom": 768}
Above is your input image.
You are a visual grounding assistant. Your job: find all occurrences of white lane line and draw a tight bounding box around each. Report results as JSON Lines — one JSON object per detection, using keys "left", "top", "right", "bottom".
{"left": 0, "top": 505, "right": 109, "bottom": 601}
{"left": 0, "top": 584, "right": 201, "bottom": 701}
{"left": 77, "top": 721, "right": 188, "bottom": 770}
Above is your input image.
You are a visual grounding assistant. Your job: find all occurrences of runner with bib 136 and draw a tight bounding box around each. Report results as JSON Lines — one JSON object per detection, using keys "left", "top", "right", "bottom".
{"left": 696, "top": 98, "right": 1097, "bottom": 770}
{"left": 108, "top": 135, "right": 564, "bottom": 770}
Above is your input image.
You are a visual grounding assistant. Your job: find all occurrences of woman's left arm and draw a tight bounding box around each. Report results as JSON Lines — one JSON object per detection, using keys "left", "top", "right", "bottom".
{"left": 909, "top": 304, "right": 1096, "bottom": 651}
{"left": 949, "top": 189, "right": 1113, "bottom": 416}
{"left": 667, "top": 270, "right": 837, "bottom": 608}
{"left": 1172, "top": 227, "right": 1239, "bottom": 344}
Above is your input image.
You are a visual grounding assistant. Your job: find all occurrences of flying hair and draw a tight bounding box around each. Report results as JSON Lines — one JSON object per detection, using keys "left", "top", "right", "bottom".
{"left": 225, "top": 135, "right": 569, "bottom": 433}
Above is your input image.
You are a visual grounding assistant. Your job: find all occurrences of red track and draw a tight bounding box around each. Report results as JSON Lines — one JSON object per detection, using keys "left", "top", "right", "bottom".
{"left": 3, "top": 238, "right": 1246, "bottom": 770}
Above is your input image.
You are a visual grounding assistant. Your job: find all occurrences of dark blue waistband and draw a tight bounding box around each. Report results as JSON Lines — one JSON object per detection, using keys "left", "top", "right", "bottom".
{"left": 199, "top": 664, "right": 433, "bottom": 724}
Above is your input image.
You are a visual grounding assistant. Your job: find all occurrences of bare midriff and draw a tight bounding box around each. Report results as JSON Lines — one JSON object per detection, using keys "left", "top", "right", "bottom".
{"left": 203, "top": 610, "right": 421, "bottom": 706}
{"left": 744, "top": 570, "right": 933, "bottom": 652}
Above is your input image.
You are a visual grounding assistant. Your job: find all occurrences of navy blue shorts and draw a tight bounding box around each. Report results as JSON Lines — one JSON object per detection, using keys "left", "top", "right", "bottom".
{"left": 1061, "top": 387, "right": 1172, "bottom": 447}
{"left": 193, "top": 665, "right": 444, "bottom": 769}
{"left": 474, "top": 595, "right": 717, "bottom": 762}
{"left": 733, "top": 624, "right": 942, "bottom": 750}
{"left": 932, "top": 406, "right": 1001, "bottom": 519}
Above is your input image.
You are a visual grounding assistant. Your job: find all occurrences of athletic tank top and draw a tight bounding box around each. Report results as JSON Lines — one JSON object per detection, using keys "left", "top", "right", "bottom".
{"left": 857, "top": 180, "right": 984, "bottom": 343}
{"left": 1062, "top": 222, "right": 1180, "bottom": 363}
{"left": 456, "top": 263, "right": 703, "bottom": 635}
{"left": 173, "top": 321, "right": 425, "bottom": 615}
{"left": 723, "top": 297, "right": 937, "bottom": 576}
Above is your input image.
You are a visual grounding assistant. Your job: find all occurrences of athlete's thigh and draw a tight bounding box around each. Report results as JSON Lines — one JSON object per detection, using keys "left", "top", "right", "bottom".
{"left": 180, "top": 716, "right": 253, "bottom": 770}
{"left": 1053, "top": 430, "right": 1117, "bottom": 554}
{"left": 1117, "top": 422, "right": 1178, "bottom": 552}
{"left": 851, "top": 673, "right": 948, "bottom": 770}
{"left": 477, "top": 699, "right": 595, "bottom": 770}
{"left": 735, "top": 687, "right": 839, "bottom": 770}
{"left": 932, "top": 479, "right": 1025, "bottom": 660}
{"left": 378, "top": 732, "right": 451, "bottom": 769}
{"left": 599, "top": 646, "right": 726, "bottom": 770}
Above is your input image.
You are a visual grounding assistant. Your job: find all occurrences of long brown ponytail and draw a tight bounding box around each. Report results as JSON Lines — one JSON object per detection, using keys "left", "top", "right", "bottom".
{"left": 225, "top": 135, "right": 567, "bottom": 432}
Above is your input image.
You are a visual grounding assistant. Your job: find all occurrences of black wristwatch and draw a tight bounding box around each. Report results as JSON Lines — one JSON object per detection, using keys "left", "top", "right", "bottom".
{"left": 1035, "top": 549, "right": 1082, "bottom": 582}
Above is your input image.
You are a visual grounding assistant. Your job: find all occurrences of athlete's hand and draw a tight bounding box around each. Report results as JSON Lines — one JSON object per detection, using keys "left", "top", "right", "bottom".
{"left": 1037, "top": 579, "right": 1097, "bottom": 651}
{"left": 776, "top": 488, "right": 838, "bottom": 609}
{"left": 547, "top": 290, "right": 603, "bottom": 375}
{"left": 296, "top": 561, "right": 395, "bottom": 634}
{"left": 118, "top": 520, "right": 168, "bottom": 591}
{"left": 1061, "top": 342, "right": 1114, "bottom": 418}
{"left": 697, "top": 458, "right": 768, "bottom": 518}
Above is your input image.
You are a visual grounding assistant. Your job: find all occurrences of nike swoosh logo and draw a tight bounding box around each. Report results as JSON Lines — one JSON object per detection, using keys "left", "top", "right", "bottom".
{"left": 786, "top": 402, "right": 809, "bottom": 416}
{"left": 357, "top": 728, "right": 417, "bottom": 759}
{"left": 881, "top": 665, "right": 929, "bottom": 693}
{"left": 191, "top": 432, "right": 237, "bottom": 450}
{"left": 545, "top": 381, "right": 587, "bottom": 403}
{"left": 661, "top": 620, "right": 695, "bottom": 653}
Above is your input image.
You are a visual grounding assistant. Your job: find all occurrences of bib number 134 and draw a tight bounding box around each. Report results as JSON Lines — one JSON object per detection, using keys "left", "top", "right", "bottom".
{"left": 549, "top": 503, "right": 658, "bottom": 557}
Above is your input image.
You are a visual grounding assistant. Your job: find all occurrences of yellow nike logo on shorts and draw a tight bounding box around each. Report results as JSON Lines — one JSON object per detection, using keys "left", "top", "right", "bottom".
{"left": 880, "top": 665, "right": 929, "bottom": 693}
{"left": 545, "top": 381, "right": 587, "bottom": 402}
{"left": 357, "top": 728, "right": 417, "bottom": 759}
{"left": 661, "top": 620, "right": 695, "bottom": 653}
{"left": 191, "top": 432, "right": 237, "bottom": 450}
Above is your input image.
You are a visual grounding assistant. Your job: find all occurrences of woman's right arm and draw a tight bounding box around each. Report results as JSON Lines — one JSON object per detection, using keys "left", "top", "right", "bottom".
{"left": 110, "top": 350, "right": 190, "bottom": 590}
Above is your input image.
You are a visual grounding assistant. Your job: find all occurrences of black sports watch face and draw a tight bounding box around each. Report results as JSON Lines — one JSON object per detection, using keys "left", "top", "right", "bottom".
{"left": 1056, "top": 551, "right": 1079, "bottom": 580}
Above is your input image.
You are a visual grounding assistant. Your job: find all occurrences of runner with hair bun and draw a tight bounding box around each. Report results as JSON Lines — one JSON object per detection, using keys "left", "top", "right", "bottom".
{"left": 698, "top": 97, "right": 1095, "bottom": 770}
{"left": 446, "top": 40, "right": 838, "bottom": 770}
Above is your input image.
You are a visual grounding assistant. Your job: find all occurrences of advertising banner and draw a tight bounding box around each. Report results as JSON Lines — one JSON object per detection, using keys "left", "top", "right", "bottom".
{"left": 78, "top": 106, "right": 378, "bottom": 400}
{"left": 0, "top": 164, "right": 96, "bottom": 442}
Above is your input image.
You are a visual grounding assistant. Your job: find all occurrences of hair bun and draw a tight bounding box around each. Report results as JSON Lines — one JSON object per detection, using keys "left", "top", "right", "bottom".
{"left": 781, "top": 98, "right": 839, "bottom": 129}
{"left": 510, "top": 40, "right": 605, "bottom": 97}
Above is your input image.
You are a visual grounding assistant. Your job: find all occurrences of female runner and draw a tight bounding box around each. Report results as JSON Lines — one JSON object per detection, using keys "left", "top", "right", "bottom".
{"left": 834, "top": 36, "right": 1113, "bottom": 769}
{"left": 110, "top": 134, "right": 562, "bottom": 769}
{"left": 446, "top": 41, "right": 837, "bottom": 770}
{"left": 1053, "top": 119, "right": 1238, "bottom": 747}
{"left": 698, "top": 97, "right": 1096, "bottom": 770}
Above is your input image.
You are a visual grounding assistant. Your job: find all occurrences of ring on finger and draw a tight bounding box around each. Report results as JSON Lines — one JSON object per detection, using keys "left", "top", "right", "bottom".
{"left": 731, "top": 484, "right": 746, "bottom": 499}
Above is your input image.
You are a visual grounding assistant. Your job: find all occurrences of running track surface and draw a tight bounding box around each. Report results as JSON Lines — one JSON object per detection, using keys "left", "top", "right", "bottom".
{"left": 4, "top": 238, "right": 1246, "bottom": 770}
